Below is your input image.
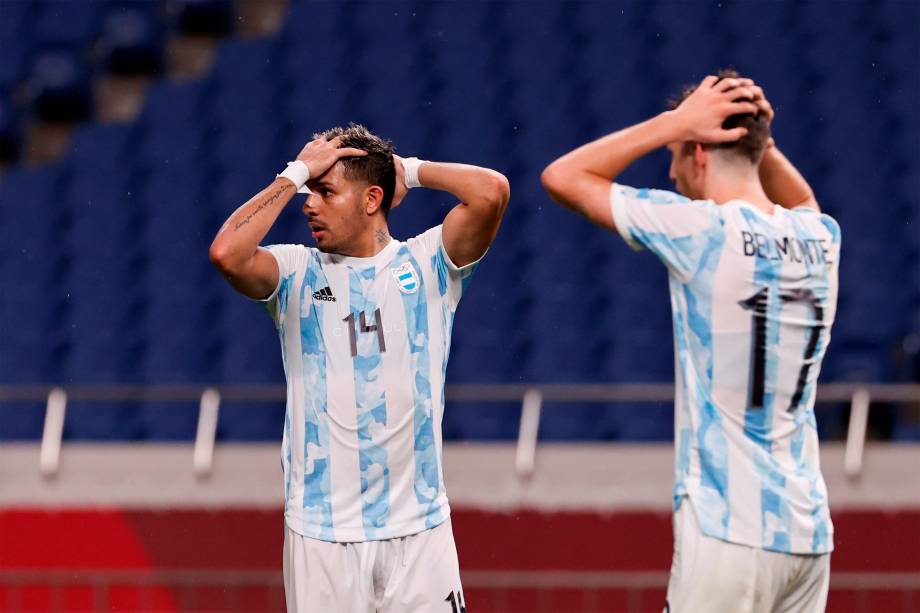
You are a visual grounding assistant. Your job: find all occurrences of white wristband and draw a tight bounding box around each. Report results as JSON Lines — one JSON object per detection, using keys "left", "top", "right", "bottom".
{"left": 401, "top": 157, "right": 427, "bottom": 189}
{"left": 277, "top": 160, "right": 311, "bottom": 193}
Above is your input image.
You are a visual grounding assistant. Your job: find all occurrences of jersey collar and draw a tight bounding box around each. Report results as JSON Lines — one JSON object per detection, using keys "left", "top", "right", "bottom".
{"left": 324, "top": 238, "right": 400, "bottom": 273}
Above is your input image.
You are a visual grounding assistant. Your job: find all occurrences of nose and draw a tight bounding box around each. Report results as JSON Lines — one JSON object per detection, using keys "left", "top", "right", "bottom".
{"left": 303, "top": 194, "right": 318, "bottom": 215}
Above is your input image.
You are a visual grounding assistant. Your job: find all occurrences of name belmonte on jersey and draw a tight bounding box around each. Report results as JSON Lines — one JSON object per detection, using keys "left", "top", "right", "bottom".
{"left": 610, "top": 183, "right": 841, "bottom": 555}
{"left": 741, "top": 230, "right": 834, "bottom": 265}
{"left": 257, "top": 226, "right": 478, "bottom": 543}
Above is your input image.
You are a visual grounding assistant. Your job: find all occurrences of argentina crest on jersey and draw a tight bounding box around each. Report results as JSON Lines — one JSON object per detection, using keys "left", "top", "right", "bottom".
{"left": 391, "top": 262, "right": 419, "bottom": 294}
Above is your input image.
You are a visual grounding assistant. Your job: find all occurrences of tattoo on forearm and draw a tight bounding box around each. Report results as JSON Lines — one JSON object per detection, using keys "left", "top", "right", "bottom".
{"left": 232, "top": 184, "right": 292, "bottom": 232}
{"left": 375, "top": 229, "right": 390, "bottom": 245}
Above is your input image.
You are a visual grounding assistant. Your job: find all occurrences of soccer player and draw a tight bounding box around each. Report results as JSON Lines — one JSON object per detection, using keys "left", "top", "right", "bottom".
{"left": 209, "top": 124, "right": 509, "bottom": 612}
{"left": 541, "top": 73, "right": 839, "bottom": 612}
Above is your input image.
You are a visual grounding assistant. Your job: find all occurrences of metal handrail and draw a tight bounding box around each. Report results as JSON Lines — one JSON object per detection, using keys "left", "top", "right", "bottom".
{"left": 2, "top": 383, "right": 917, "bottom": 481}
{"left": 2, "top": 382, "right": 918, "bottom": 403}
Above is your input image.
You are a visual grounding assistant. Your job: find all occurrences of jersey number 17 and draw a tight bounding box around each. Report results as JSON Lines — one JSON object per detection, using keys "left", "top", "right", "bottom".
{"left": 740, "top": 287, "right": 825, "bottom": 413}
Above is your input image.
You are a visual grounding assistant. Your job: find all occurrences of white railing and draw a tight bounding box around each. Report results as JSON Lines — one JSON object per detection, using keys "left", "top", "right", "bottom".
{"left": 1, "top": 383, "right": 917, "bottom": 481}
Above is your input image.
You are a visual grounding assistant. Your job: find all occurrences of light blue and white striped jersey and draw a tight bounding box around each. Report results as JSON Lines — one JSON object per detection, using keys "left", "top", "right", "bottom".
{"left": 259, "top": 226, "right": 477, "bottom": 542}
{"left": 610, "top": 183, "right": 840, "bottom": 554}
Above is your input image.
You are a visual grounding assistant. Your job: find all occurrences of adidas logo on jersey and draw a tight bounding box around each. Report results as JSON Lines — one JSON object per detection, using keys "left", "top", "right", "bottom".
{"left": 312, "top": 287, "right": 336, "bottom": 302}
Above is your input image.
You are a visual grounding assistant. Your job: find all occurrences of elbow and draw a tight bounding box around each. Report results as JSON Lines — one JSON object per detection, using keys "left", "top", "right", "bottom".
{"left": 540, "top": 163, "right": 558, "bottom": 191}
{"left": 491, "top": 171, "right": 511, "bottom": 210}
{"left": 209, "top": 241, "right": 236, "bottom": 275}
{"left": 479, "top": 170, "right": 511, "bottom": 214}
{"left": 540, "top": 162, "right": 571, "bottom": 205}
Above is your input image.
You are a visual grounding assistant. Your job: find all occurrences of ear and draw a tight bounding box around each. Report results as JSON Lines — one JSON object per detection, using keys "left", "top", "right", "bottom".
{"left": 692, "top": 143, "right": 708, "bottom": 170}
{"left": 364, "top": 185, "right": 385, "bottom": 216}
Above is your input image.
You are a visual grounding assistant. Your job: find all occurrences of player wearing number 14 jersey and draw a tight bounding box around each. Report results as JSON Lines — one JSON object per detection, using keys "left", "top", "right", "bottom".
{"left": 542, "top": 71, "right": 839, "bottom": 613}
{"left": 210, "top": 124, "right": 508, "bottom": 612}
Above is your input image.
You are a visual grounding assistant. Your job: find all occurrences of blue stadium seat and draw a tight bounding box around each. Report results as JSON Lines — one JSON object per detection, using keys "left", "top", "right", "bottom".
{"left": 138, "top": 402, "right": 200, "bottom": 441}
{"left": 0, "top": 96, "right": 22, "bottom": 161}
{"left": 217, "top": 402, "right": 286, "bottom": 441}
{"left": 173, "top": 0, "right": 235, "bottom": 36}
{"left": 0, "top": 2, "right": 36, "bottom": 91}
{"left": 212, "top": 37, "right": 279, "bottom": 84}
{"left": 64, "top": 402, "right": 142, "bottom": 440}
{"left": 441, "top": 402, "right": 521, "bottom": 441}
{"left": 213, "top": 125, "right": 279, "bottom": 172}
{"left": 29, "top": 45, "right": 94, "bottom": 121}
{"left": 139, "top": 124, "right": 210, "bottom": 168}
{"left": 99, "top": 3, "right": 165, "bottom": 74}
{"left": 67, "top": 123, "right": 137, "bottom": 170}
{"left": 0, "top": 403, "right": 45, "bottom": 441}
{"left": 139, "top": 79, "right": 210, "bottom": 128}
{"left": 35, "top": 1, "right": 101, "bottom": 47}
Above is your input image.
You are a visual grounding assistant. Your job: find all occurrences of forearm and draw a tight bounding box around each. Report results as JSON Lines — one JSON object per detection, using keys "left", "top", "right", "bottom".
{"left": 549, "top": 111, "right": 683, "bottom": 181}
{"left": 758, "top": 143, "right": 818, "bottom": 210}
{"left": 413, "top": 161, "right": 509, "bottom": 267}
{"left": 417, "top": 161, "right": 510, "bottom": 210}
{"left": 540, "top": 112, "right": 682, "bottom": 225}
{"left": 210, "top": 178, "right": 296, "bottom": 269}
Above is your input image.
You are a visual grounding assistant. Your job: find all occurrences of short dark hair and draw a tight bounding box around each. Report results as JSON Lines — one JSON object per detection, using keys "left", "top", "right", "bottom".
{"left": 313, "top": 123, "right": 396, "bottom": 217}
{"left": 668, "top": 69, "right": 771, "bottom": 164}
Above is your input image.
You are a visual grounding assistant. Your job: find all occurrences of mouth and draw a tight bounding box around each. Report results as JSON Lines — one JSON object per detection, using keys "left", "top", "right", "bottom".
{"left": 309, "top": 221, "right": 327, "bottom": 239}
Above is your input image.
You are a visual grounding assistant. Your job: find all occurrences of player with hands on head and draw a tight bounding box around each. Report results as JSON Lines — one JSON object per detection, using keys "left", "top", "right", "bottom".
{"left": 210, "top": 124, "right": 509, "bottom": 613}
{"left": 542, "top": 71, "right": 840, "bottom": 613}
{"left": 209, "top": 135, "right": 368, "bottom": 300}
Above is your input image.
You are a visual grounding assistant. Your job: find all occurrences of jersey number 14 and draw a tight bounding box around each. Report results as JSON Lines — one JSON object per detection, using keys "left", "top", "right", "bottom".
{"left": 343, "top": 309, "right": 387, "bottom": 357}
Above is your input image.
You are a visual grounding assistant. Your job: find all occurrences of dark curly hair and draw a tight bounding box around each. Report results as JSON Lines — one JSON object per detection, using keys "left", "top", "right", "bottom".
{"left": 313, "top": 123, "right": 397, "bottom": 217}
{"left": 669, "top": 69, "right": 771, "bottom": 164}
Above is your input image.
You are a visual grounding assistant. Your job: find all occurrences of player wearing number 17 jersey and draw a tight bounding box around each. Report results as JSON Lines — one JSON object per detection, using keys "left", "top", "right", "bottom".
{"left": 542, "top": 71, "right": 839, "bottom": 613}
{"left": 210, "top": 124, "right": 509, "bottom": 612}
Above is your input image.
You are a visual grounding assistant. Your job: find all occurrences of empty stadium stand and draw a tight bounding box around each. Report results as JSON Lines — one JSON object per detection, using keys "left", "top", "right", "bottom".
{"left": 0, "top": 0, "right": 917, "bottom": 442}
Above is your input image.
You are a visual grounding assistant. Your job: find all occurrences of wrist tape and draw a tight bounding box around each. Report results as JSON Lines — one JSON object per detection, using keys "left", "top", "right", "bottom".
{"left": 278, "top": 160, "right": 311, "bottom": 193}
{"left": 401, "top": 157, "right": 426, "bottom": 189}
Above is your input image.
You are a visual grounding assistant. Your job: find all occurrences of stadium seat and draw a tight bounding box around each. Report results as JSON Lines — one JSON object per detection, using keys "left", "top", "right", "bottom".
{"left": 139, "top": 79, "right": 211, "bottom": 128}
{"left": 35, "top": 1, "right": 101, "bottom": 47}
{"left": 0, "top": 96, "right": 22, "bottom": 162}
{"left": 0, "top": 1, "right": 37, "bottom": 92}
{"left": 441, "top": 402, "right": 521, "bottom": 441}
{"left": 0, "top": 403, "right": 45, "bottom": 441}
{"left": 173, "top": 0, "right": 235, "bottom": 36}
{"left": 64, "top": 402, "right": 143, "bottom": 440}
{"left": 216, "top": 402, "right": 286, "bottom": 441}
{"left": 98, "top": 3, "right": 165, "bottom": 74}
{"left": 67, "top": 123, "right": 138, "bottom": 170}
{"left": 211, "top": 37, "right": 279, "bottom": 83}
{"left": 28, "top": 45, "right": 94, "bottom": 121}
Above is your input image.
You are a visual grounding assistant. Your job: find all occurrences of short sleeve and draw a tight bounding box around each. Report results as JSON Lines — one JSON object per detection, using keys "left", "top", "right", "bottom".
{"left": 609, "top": 183, "right": 724, "bottom": 282}
{"left": 814, "top": 211, "right": 842, "bottom": 250}
{"left": 256, "top": 244, "right": 307, "bottom": 326}
{"left": 796, "top": 207, "right": 842, "bottom": 266}
{"left": 410, "top": 225, "right": 482, "bottom": 311}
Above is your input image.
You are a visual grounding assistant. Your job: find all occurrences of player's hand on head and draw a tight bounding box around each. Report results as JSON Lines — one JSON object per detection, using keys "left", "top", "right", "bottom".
{"left": 725, "top": 77, "right": 774, "bottom": 123}
{"left": 295, "top": 136, "right": 367, "bottom": 178}
{"left": 391, "top": 154, "right": 409, "bottom": 209}
{"left": 748, "top": 83, "right": 774, "bottom": 124}
{"left": 674, "top": 75, "right": 760, "bottom": 144}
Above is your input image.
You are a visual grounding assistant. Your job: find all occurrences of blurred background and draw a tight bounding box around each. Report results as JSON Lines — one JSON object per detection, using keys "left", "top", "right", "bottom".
{"left": 0, "top": 0, "right": 917, "bottom": 611}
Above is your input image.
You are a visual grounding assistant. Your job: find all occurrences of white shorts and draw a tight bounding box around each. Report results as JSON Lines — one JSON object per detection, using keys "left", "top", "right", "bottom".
{"left": 283, "top": 517, "right": 466, "bottom": 613}
{"left": 665, "top": 499, "right": 830, "bottom": 613}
